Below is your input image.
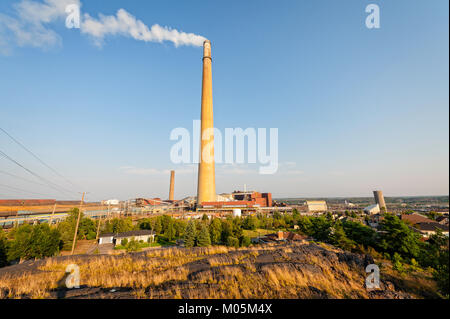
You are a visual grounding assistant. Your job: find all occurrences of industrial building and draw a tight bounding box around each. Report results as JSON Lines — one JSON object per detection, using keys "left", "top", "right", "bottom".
{"left": 305, "top": 200, "right": 328, "bottom": 212}
{"left": 202, "top": 191, "right": 273, "bottom": 209}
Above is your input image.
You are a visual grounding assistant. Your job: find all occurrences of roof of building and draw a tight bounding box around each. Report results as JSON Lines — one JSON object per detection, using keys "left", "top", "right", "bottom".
{"left": 415, "top": 222, "right": 449, "bottom": 232}
{"left": 114, "top": 230, "right": 156, "bottom": 238}
{"left": 436, "top": 215, "right": 449, "bottom": 223}
{"left": 99, "top": 232, "right": 115, "bottom": 238}
{"left": 401, "top": 213, "right": 432, "bottom": 224}
{"left": 306, "top": 200, "right": 327, "bottom": 205}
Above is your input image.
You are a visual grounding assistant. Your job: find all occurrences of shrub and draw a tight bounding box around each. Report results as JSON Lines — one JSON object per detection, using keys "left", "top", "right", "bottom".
{"left": 126, "top": 240, "right": 140, "bottom": 252}
{"left": 227, "top": 236, "right": 239, "bottom": 248}
{"left": 197, "top": 224, "right": 211, "bottom": 247}
{"left": 240, "top": 236, "right": 251, "bottom": 247}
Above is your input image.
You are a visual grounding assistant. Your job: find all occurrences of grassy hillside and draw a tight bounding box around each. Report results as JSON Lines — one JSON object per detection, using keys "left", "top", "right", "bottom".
{"left": 0, "top": 241, "right": 439, "bottom": 299}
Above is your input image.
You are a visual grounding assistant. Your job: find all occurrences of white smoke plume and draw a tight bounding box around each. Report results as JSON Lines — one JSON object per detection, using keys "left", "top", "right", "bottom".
{"left": 0, "top": 0, "right": 206, "bottom": 54}
{"left": 82, "top": 9, "right": 206, "bottom": 47}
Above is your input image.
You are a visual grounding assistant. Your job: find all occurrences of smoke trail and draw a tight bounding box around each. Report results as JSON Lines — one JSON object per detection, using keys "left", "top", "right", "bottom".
{"left": 0, "top": 0, "right": 206, "bottom": 54}
{"left": 82, "top": 9, "right": 206, "bottom": 47}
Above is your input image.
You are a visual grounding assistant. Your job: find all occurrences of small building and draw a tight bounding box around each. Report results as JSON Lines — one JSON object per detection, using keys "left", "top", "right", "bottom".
{"left": 103, "top": 199, "right": 120, "bottom": 206}
{"left": 414, "top": 222, "right": 449, "bottom": 237}
{"left": 436, "top": 215, "right": 449, "bottom": 226}
{"left": 98, "top": 230, "right": 156, "bottom": 246}
{"left": 364, "top": 204, "right": 380, "bottom": 215}
{"left": 98, "top": 232, "right": 115, "bottom": 245}
{"left": 114, "top": 230, "right": 156, "bottom": 245}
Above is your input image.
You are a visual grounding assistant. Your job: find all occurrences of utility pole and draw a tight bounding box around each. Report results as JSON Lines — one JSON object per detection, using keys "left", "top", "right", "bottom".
{"left": 96, "top": 204, "right": 103, "bottom": 240}
{"left": 48, "top": 203, "right": 57, "bottom": 227}
{"left": 71, "top": 192, "right": 85, "bottom": 255}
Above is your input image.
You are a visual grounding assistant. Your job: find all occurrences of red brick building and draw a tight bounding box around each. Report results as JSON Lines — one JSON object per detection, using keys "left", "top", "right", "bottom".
{"left": 201, "top": 191, "right": 272, "bottom": 208}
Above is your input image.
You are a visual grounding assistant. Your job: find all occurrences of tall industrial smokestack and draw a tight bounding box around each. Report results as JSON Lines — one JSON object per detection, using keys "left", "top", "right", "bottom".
{"left": 373, "top": 190, "right": 386, "bottom": 211}
{"left": 169, "top": 170, "right": 175, "bottom": 201}
{"left": 197, "top": 40, "right": 216, "bottom": 205}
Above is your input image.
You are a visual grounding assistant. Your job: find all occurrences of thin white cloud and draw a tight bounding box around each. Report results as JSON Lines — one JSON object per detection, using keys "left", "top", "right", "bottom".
{"left": 119, "top": 165, "right": 195, "bottom": 176}
{"left": 0, "top": 0, "right": 78, "bottom": 53}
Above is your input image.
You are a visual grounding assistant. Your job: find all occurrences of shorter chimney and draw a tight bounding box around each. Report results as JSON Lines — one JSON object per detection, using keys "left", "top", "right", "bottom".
{"left": 169, "top": 170, "right": 175, "bottom": 201}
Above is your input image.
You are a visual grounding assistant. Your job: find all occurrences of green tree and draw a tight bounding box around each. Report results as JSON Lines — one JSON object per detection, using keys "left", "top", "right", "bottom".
{"left": 240, "top": 236, "right": 251, "bottom": 247}
{"left": 197, "top": 224, "right": 211, "bottom": 247}
{"left": 242, "top": 216, "right": 259, "bottom": 230}
{"left": 221, "top": 220, "right": 233, "bottom": 243}
{"left": 154, "top": 217, "right": 163, "bottom": 234}
{"left": 292, "top": 209, "right": 300, "bottom": 220}
{"left": 174, "top": 220, "right": 187, "bottom": 238}
{"left": 103, "top": 217, "right": 134, "bottom": 234}
{"left": 209, "top": 218, "right": 222, "bottom": 244}
{"left": 297, "top": 216, "right": 314, "bottom": 235}
{"left": 392, "top": 252, "right": 405, "bottom": 272}
{"left": 378, "top": 214, "right": 422, "bottom": 260}
{"left": 166, "top": 221, "right": 176, "bottom": 241}
{"left": 433, "top": 249, "right": 449, "bottom": 297}
{"left": 184, "top": 220, "right": 197, "bottom": 248}
{"left": 330, "top": 221, "right": 355, "bottom": 251}
{"left": 160, "top": 215, "right": 172, "bottom": 233}
{"left": 310, "top": 216, "right": 332, "bottom": 241}
{"left": 78, "top": 218, "right": 97, "bottom": 240}
{"left": 342, "top": 220, "right": 376, "bottom": 248}
{"left": 0, "top": 230, "right": 8, "bottom": 268}
{"left": 8, "top": 224, "right": 61, "bottom": 261}
{"left": 227, "top": 236, "right": 239, "bottom": 248}
{"left": 138, "top": 218, "right": 153, "bottom": 230}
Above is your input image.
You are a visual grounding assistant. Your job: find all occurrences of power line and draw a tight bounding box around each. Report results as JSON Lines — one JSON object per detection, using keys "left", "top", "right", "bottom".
{"left": 0, "top": 169, "right": 61, "bottom": 190}
{"left": 0, "top": 149, "right": 76, "bottom": 196}
{"left": 0, "top": 126, "right": 81, "bottom": 190}
{"left": 0, "top": 183, "right": 56, "bottom": 197}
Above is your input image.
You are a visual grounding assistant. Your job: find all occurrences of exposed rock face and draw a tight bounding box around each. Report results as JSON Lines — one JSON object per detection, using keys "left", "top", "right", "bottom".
{"left": 0, "top": 242, "right": 431, "bottom": 299}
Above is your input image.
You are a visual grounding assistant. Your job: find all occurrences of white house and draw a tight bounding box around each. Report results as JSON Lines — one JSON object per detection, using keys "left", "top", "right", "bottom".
{"left": 98, "top": 230, "right": 156, "bottom": 246}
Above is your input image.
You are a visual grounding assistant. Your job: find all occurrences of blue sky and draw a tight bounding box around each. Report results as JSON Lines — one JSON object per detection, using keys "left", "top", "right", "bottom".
{"left": 0, "top": 0, "right": 448, "bottom": 201}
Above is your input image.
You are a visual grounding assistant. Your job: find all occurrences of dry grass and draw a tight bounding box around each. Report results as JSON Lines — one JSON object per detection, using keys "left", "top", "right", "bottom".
{"left": 0, "top": 242, "right": 437, "bottom": 299}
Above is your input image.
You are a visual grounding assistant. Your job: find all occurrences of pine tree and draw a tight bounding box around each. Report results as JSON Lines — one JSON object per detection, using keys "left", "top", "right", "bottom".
{"left": 184, "top": 221, "right": 197, "bottom": 248}
{"left": 197, "top": 224, "right": 211, "bottom": 247}
{"left": 209, "top": 218, "right": 222, "bottom": 244}
{"left": 166, "top": 221, "right": 176, "bottom": 241}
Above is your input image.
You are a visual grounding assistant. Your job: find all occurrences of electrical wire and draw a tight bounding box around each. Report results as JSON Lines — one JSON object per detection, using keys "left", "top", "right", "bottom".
{"left": 0, "top": 149, "right": 76, "bottom": 196}
{"left": 0, "top": 126, "right": 81, "bottom": 189}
